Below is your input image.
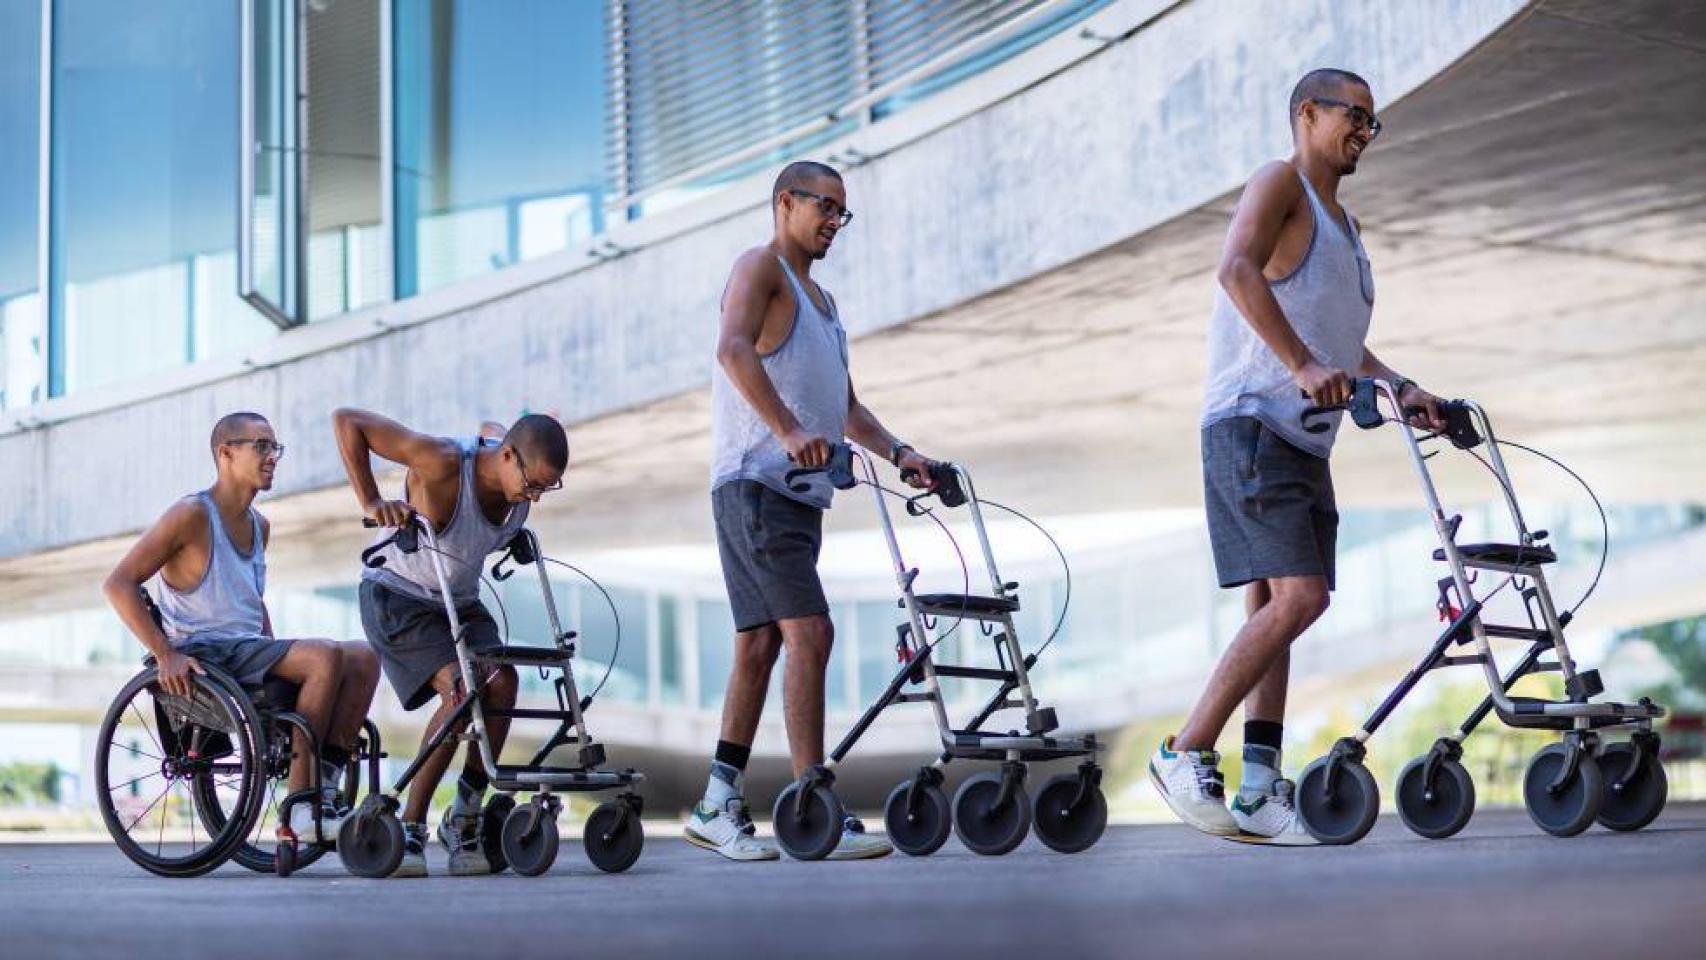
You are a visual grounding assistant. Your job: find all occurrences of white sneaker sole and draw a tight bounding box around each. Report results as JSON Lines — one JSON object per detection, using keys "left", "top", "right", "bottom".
{"left": 390, "top": 858, "right": 428, "bottom": 879}
{"left": 683, "top": 826, "right": 779, "bottom": 861}
{"left": 1149, "top": 762, "right": 1239, "bottom": 836}
{"left": 826, "top": 841, "right": 893, "bottom": 861}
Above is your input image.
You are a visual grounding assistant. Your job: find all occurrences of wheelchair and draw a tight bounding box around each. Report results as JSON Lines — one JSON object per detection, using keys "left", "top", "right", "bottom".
{"left": 95, "top": 589, "right": 383, "bottom": 877}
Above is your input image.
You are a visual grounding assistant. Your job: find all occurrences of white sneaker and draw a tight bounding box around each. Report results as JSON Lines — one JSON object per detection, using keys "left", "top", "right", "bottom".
{"left": 1149, "top": 736, "right": 1239, "bottom": 836}
{"left": 1229, "top": 779, "right": 1318, "bottom": 846}
{"left": 286, "top": 799, "right": 346, "bottom": 845}
{"left": 438, "top": 809, "right": 493, "bottom": 876}
{"left": 684, "top": 797, "right": 780, "bottom": 861}
{"left": 392, "top": 823, "right": 428, "bottom": 878}
{"left": 826, "top": 816, "right": 892, "bottom": 861}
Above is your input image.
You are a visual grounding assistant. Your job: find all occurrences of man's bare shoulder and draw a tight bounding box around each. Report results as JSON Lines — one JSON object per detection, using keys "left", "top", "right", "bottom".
{"left": 1245, "top": 159, "right": 1304, "bottom": 199}
{"left": 152, "top": 496, "right": 208, "bottom": 546}
{"left": 729, "top": 246, "right": 784, "bottom": 285}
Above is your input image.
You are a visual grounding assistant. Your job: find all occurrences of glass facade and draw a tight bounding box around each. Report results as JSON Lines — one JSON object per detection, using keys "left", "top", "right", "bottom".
{"left": 393, "top": 0, "right": 609, "bottom": 297}
{"left": 0, "top": 0, "right": 1104, "bottom": 407}
{"left": 48, "top": 0, "right": 276, "bottom": 397}
{"left": 0, "top": 0, "right": 41, "bottom": 411}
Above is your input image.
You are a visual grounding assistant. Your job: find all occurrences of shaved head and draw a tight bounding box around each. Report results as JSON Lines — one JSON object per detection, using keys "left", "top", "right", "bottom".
{"left": 505, "top": 414, "right": 568, "bottom": 471}
{"left": 1289, "top": 68, "right": 1370, "bottom": 129}
{"left": 772, "top": 160, "right": 842, "bottom": 208}
{"left": 210, "top": 411, "right": 270, "bottom": 460}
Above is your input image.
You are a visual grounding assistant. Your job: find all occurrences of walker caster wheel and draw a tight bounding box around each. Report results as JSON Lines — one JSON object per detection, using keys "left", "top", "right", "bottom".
{"left": 481, "top": 793, "right": 516, "bottom": 874}
{"left": 1031, "top": 769, "right": 1107, "bottom": 854}
{"left": 1396, "top": 753, "right": 1476, "bottom": 840}
{"left": 953, "top": 770, "right": 1031, "bottom": 856}
{"left": 583, "top": 798, "right": 644, "bottom": 873}
{"left": 337, "top": 800, "right": 405, "bottom": 878}
{"left": 1596, "top": 741, "right": 1666, "bottom": 832}
{"left": 501, "top": 799, "right": 560, "bottom": 877}
{"left": 1523, "top": 743, "right": 1602, "bottom": 838}
{"left": 884, "top": 776, "right": 952, "bottom": 857}
{"left": 773, "top": 768, "right": 842, "bottom": 861}
{"left": 1297, "top": 750, "right": 1380, "bottom": 845}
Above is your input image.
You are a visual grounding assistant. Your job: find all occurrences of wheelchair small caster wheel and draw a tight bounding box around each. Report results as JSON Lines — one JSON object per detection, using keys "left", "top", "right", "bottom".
{"left": 884, "top": 775, "right": 952, "bottom": 857}
{"left": 1297, "top": 752, "right": 1380, "bottom": 845}
{"left": 481, "top": 794, "right": 517, "bottom": 874}
{"left": 583, "top": 797, "right": 644, "bottom": 873}
{"left": 1396, "top": 754, "right": 1476, "bottom": 840}
{"left": 953, "top": 769, "right": 1031, "bottom": 856}
{"left": 1596, "top": 740, "right": 1667, "bottom": 832}
{"left": 773, "top": 767, "right": 842, "bottom": 861}
{"left": 501, "top": 798, "right": 560, "bottom": 877}
{"left": 275, "top": 837, "right": 298, "bottom": 877}
{"left": 1523, "top": 742, "right": 1602, "bottom": 838}
{"left": 337, "top": 802, "right": 405, "bottom": 878}
{"left": 1031, "top": 769, "right": 1107, "bottom": 854}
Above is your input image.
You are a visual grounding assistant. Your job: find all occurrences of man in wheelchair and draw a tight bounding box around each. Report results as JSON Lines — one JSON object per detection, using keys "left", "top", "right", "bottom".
{"left": 103, "top": 412, "right": 381, "bottom": 845}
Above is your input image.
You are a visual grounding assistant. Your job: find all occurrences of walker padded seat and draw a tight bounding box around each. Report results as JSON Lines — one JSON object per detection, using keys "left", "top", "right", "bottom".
{"left": 1433, "top": 542, "right": 1557, "bottom": 566}
{"left": 914, "top": 593, "right": 1020, "bottom": 615}
{"left": 473, "top": 645, "right": 573, "bottom": 667}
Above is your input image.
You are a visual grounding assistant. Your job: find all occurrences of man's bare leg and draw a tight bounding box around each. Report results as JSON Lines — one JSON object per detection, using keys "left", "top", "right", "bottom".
{"left": 1176, "top": 575, "right": 1327, "bottom": 752}
{"left": 458, "top": 665, "right": 518, "bottom": 781}
{"left": 328, "top": 641, "right": 381, "bottom": 754}
{"left": 719, "top": 624, "right": 783, "bottom": 749}
{"left": 402, "top": 665, "right": 468, "bottom": 825}
{"left": 777, "top": 614, "right": 833, "bottom": 777}
{"left": 267, "top": 638, "right": 341, "bottom": 795}
{"left": 1242, "top": 582, "right": 1290, "bottom": 724}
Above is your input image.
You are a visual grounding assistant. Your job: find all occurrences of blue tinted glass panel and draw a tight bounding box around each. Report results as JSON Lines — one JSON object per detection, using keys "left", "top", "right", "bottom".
{"left": 0, "top": 0, "right": 42, "bottom": 410}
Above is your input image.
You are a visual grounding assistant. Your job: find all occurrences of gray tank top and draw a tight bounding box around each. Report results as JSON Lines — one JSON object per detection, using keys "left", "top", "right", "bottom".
{"left": 710, "top": 255, "right": 850, "bottom": 509}
{"left": 362, "top": 439, "right": 530, "bottom": 604}
{"left": 156, "top": 492, "right": 268, "bottom": 644}
{"left": 1201, "top": 166, "right": 1375, "bottom": 457}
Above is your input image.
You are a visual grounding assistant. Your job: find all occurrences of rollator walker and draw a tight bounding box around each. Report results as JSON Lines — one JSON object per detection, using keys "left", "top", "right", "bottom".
{"left": 772, "top": 444, "right": 1106, "bottom": 859}
{"left": 336, "top": 515, "right": 645, "bottom": 876}
{"left": 1292, "top": 378, "right": 1667, "bottom": 844}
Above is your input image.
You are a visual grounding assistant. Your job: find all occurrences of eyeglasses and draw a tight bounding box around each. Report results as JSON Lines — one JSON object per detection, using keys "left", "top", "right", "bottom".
{"left": 224, "top": 438, "right": 285, "bottom": 460}
{"left": 789, "top": 190, "right": 854, "bottom": 227}
{"left": 1311, "top": 97, "right": 1382, "bottom": 137}
{"left": 512, "top": 448, "right": 563, "bottom": 497}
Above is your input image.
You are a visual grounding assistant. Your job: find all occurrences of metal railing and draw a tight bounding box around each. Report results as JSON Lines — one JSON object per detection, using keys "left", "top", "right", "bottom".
{"left": 604, "top": 0, "right": 1106, "bottom": 215}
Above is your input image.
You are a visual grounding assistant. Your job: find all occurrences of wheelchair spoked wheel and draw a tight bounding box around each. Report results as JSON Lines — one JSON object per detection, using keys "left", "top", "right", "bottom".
{"left": 1395, "top": 755, "right": 1476, "bottom": 840}
{"left": 1596, "top": 740, "right": 1668, "bottom": 832}
{"left": 952, "top": 771, "right": 1032, "bottom": 856}
{"left": 1523, "top": 742, "right": 1603, "bottom": 838}
{"left": 501, "top": 797, "right": 561, "bottom": 877}
{"left": 583, "top": 798, "right": 645, "bottom": 873}
{"left": 1031, "top": 771, "right": 1108, "bottom": 854}
{"left": 883, "top": 778, "right": 952, "bottom": 857}
{"left": 95, "top": 668, "right": 266, "bottom": 877}
{"left": 193, "top": 769, "right": 330, "bottom": 875}
{"left": 772, "top": 780, "right": 842, "bottom": 861}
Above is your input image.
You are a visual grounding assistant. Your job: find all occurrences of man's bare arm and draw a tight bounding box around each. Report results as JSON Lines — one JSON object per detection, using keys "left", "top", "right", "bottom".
{"left": 846, "top": 378, "right": 936, "bottom": 488}
{"left": 1218, "top": 161, "right": 1350, "bottom": 406}
{"left": 101, "top": 502, "right": 205, "bottom": 695}
{"left": 715, "top": 251, "right": 827, "bottom": 466}
{"left": 331, "top": 407, "right": 459, "bottom": 526}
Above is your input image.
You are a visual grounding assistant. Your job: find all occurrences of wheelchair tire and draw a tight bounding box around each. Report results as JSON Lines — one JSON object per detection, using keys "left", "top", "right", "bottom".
{"left": 337, "top": 803, "right": 406, "bottom": 878}
{"left": 96, "top": 666, "right": 266, "bottom": 877}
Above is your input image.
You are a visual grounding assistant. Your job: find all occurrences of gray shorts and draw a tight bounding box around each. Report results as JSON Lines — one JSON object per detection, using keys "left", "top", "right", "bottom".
{"left": 1202, "top": 416, "right": 1338, "bottom": 590}
{"left": 174, "top": 635, "right": 294, "bottom": 691}
{"left": 713, "top": 480, "right": 828, "bottom": 632}
{"left": 359, "top": 579, "right": 502, "bottom": 711}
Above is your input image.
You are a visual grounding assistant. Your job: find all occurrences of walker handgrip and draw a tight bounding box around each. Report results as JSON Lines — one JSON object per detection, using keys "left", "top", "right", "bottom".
{"left": 1298, "top": 378, "right": 1382, "bottom": 433}
{"left": 784, "top": 442, "right": 856, "bottom": 492}
{"left": 360, "top": 516, "right": 420, "bottom": 568}
{"left": 903, "top": 461, "right": 967, "bottom": 508}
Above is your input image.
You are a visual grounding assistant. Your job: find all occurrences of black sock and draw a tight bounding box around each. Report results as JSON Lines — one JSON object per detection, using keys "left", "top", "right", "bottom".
{"left": 321, "top": 744, "right": 350, "bottom": 769}
{"left": 1244, "top": 719, "right": 1283, "bottom": 752}
{"left": 714, "top": 739, "right": 751, "bottom": 772}
{"left": 460, "top": 768, "right": 490, "bottom": 793}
